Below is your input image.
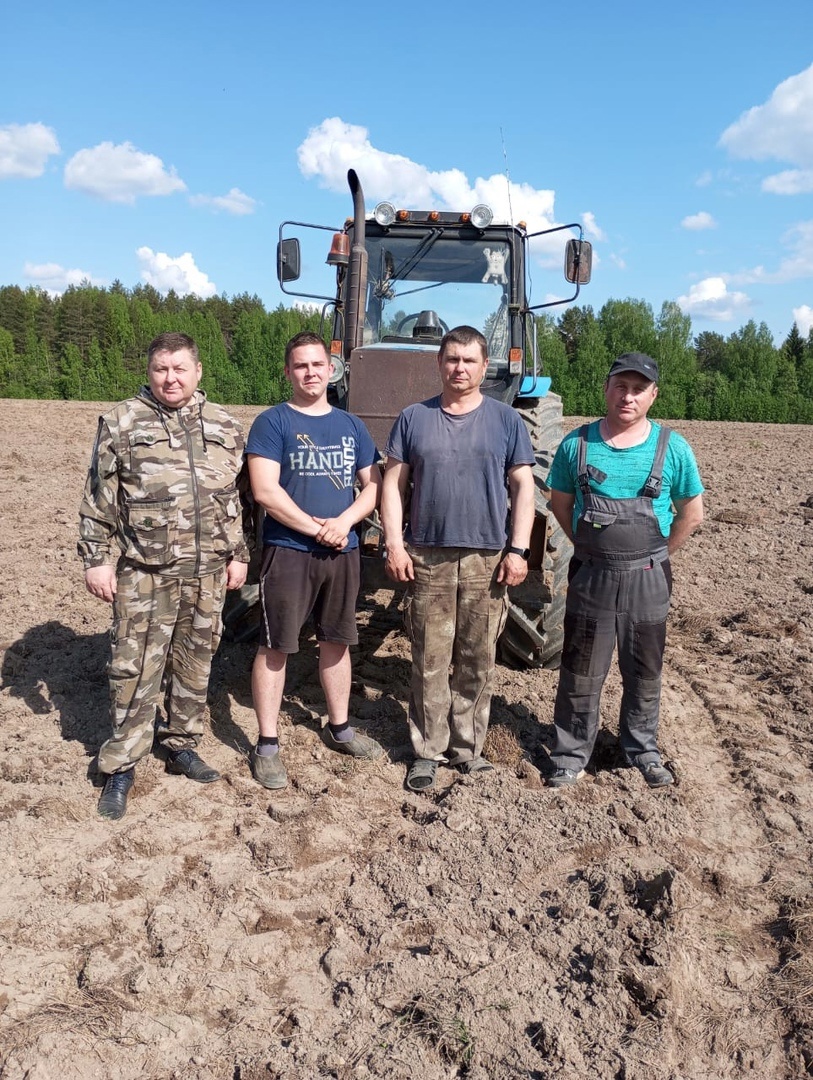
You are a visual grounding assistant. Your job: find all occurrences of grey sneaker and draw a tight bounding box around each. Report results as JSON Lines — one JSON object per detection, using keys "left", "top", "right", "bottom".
{"left": 638, "top": 761, "right": 674, "bottom": 788}
{"left": 251, "top": 748, "right": 288, "bottom": 790}
{"left": 547, "top": 767, "right": 585, "bottom": 788}
{"left": 322, "top": 726, "right": 384, "bottom": 760}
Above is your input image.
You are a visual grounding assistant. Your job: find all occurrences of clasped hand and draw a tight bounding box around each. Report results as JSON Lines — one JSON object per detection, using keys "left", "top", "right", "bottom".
{"left": 312, "top": 516, "right": 349, "bottom": 550}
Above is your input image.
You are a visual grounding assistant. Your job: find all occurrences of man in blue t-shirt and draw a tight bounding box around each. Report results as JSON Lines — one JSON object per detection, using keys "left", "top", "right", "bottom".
{"left": 381, "top": 326, "right": 535, "bottom": 792}
{"left": 246, "top": 331, "right": 384, "bottom": 789}
{"left": 546, "top": 352, "right": 704, "bottom": 790}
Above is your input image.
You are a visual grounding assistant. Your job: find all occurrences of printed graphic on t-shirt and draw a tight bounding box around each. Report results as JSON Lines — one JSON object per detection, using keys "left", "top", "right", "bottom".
{"left": 289, "top": 433, "right": 356, "bottom": 491}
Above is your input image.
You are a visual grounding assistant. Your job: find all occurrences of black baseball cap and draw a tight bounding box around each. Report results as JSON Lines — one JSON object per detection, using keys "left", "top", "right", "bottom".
{"left": 607, "top": 352, "right": 659, "bottom": 383}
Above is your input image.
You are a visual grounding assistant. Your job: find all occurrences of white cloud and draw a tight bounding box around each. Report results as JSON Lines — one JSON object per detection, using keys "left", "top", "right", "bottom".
{"left": 794, "top": 304, "right": 813, "bottom": 336}
{"left": 609, "top": 253, "right": 627, "bottom": 270}
{"left": 298, "top": 117, "right": 579, "bottom": 235}
{"left": 189, "top": 187, "right": 257, "bottom": 215}
{"left": 136, "top": 247, "right": 216, "bottom": 298}
{"left": 581, "top": 212, "right": 605, "bottom": 242}
{"left": 681, "top": 211, "right": 716, "bottom": 231}
{"left": 762, "top": 169, "right": 813, "bottom": 195}
{"left": 297, "top": 118, "right": 599, "bottom": 271}
{"left": 676, "top": 277, "right": 751, "bottom": 322}
{"left": 23, "top": 261, "right": 104, "bottom": 293}
{"left": 719, "top": 63, "right": 813, "bottom": 193}
{"left": 771, "top": 219, "right": 813, "bottom": 281}
{"left": 728, "top": 220, "right": 813, "bottom": 285}
{"left": 0, "top": 122, "right": 60, "bottom": 179}
{"left": 65, "top": 142, "right": 186, "bottom": 203}
{"left": 695, "top": 170, "right": 713, "bottom": 188}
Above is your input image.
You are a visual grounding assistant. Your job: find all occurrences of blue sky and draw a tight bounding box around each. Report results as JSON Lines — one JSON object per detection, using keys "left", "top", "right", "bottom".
{"left": 2, "top": 0, "right": 813, "bottom": 344}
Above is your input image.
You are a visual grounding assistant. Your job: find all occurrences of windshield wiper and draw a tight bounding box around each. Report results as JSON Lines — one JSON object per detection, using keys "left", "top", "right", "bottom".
{"left": 373, "top": 228, "right": 444, "bottom": 299}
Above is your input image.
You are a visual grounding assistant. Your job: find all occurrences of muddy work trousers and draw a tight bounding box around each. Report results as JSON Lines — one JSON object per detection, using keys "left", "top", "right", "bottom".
{"left": 549, "top": 558, "right": 672, "bottom": 773}
{"left": 96, "top": 564, "right": 226, "bottom": 775}
{"left": 405, "top": 546, "right": 507, "bottom": 765}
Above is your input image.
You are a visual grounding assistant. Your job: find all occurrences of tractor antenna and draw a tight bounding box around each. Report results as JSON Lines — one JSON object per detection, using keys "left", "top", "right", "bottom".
{"left": 500, "top": 127, "right": 515, "bottom": 227}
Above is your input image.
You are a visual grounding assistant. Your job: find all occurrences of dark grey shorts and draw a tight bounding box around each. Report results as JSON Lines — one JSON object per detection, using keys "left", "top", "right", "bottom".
{"left": 258, "top": 545, "right": 361, "bottom": 652}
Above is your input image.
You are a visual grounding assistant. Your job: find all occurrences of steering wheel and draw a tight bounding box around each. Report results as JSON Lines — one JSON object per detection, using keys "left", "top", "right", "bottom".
{"left": 395, "top": 311, "right": 449, "bottom": 337}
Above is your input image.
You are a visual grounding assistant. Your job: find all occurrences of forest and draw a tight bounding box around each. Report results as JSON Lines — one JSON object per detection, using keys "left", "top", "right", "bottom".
{"left": 1, "top": 282, "right": 812, "bottom": 423}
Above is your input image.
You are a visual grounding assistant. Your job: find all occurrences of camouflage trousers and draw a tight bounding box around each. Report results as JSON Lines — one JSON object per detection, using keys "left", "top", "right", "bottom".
{"left": 96, "top": 564, "right": 226, "bottom": 775}
{"left": 404, "top": 546, "right": 508, "bottom": 764}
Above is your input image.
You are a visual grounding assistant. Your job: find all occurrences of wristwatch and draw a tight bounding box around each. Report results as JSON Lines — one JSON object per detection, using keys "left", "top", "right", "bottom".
{"left": 507, "top": 545, "right": 531, "bottom": 560}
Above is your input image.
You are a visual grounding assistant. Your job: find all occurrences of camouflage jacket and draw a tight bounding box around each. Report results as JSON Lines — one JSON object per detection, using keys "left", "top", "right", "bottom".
{"left": 78, "top": 387, "right": 251, "bottom": 577}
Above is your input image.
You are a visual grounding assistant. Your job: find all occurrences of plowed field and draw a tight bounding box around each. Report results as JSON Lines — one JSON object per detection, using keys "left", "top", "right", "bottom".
{"left": 1, "top": 401, "right": 811, "bottom": 1079}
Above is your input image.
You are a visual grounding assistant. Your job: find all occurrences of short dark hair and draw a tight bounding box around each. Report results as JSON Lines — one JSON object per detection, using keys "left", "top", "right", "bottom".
{"left": 147, "top": 332, "right": 199, "bottom": 365}
{"left": 438, "top": 325, "right": 488, "bottom": 363}
{"left": 284, "top": 331, "right": 329, "bottom": 367}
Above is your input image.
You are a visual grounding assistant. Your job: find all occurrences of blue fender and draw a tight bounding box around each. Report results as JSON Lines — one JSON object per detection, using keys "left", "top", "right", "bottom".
{"left": 518, "top": 375, "right": 552, "bottom": 399}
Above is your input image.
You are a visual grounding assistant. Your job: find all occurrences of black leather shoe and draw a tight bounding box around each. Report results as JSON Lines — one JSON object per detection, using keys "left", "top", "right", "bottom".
{"left": 98, "top": 769, "right": 135, "bottom": 820}
{"left": 166, "top": 749, "right": 221, "bottom": 783}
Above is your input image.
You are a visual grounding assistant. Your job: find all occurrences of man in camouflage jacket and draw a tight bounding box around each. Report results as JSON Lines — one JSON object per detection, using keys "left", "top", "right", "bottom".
{"left": 78, "top": 332, "right": 250, "bottom": 820}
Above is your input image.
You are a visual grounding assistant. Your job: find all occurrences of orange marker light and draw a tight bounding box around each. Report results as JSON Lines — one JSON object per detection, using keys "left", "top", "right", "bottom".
{"left": 326, "top": 234, "right": 350, "bottom": 266}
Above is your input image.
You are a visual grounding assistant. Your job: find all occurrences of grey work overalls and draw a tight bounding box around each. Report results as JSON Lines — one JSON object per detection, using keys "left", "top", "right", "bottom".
{"left": 549, "top": 423, "right": 673, "bottom": 773}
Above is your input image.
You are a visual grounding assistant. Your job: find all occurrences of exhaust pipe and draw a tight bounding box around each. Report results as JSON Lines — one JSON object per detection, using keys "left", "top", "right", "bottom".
{"left": 344, "top": 169, "right": 368, "bottom": 360}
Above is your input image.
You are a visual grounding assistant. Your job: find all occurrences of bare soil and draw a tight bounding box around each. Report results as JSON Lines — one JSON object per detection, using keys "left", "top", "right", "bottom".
{"left": 1, "top": 400, "right": 812, "bottom": 1080}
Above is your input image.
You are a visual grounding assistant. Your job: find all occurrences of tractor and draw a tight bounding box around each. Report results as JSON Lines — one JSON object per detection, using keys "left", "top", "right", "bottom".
{"left": 266, "top": 168, "right": 591, "bottom": 667}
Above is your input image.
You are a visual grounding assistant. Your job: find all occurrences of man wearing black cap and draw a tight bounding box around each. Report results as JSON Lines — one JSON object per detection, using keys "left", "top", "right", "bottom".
{"left": 545, "top": 352, "right": 704, "bottom": 789}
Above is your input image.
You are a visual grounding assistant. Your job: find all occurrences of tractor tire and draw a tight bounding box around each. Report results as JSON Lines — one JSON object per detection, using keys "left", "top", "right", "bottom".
{"left": 498, "top": 394, "right": 573, "bottom": 669}
{"left": 221, "top": 505, "right": 266, "bottom": 644}
{"left": 222, "top": 583, "right": 262, "bottom": 643}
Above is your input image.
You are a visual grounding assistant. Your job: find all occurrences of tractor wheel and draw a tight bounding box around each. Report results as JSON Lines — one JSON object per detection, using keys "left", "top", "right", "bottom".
{"left": 222, "top": 583, "right": 262, "bottom": 643}
{"left": 498, "top": 394, "right": 573, "bottom": 669}
{"left": 221, "top": 505, "right": 265, "bottom": 644}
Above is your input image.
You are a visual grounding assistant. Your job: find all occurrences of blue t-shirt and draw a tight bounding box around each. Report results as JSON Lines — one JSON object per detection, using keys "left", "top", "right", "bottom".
{"left": 386, "top": 395, "right": 534, "bottom": 549}
{"left": 547, "top": 420, "right": 704, "bottom": 538}
{"left": 247, "top": 403, "right": 377, "bottom": 552}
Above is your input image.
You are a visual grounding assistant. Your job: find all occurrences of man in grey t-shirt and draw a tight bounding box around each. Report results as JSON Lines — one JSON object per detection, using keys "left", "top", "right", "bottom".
{"left": 381, "top": 326, "right": 535, "bottom": 792}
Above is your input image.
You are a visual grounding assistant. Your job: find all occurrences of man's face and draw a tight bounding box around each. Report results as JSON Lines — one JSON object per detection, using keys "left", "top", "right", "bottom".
{"left": 147, "top": 348, "right": 202, "bottom": 409}
{"left": 285, "top": 343, "right": 333, "bottom": 401}
{"left": 604, "top": 372, "right": 658, "bottom": 424}
{"left": 438, "top": 341, "right": 488, "bottom": 395}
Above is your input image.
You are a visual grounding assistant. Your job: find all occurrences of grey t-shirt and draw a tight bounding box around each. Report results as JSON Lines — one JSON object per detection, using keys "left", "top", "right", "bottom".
{"left": 385, "top": 395, "right": 534, "bottom": 549}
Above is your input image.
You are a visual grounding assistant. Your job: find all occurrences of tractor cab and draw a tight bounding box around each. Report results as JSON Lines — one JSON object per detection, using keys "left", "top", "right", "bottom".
{"left": 277, "top": 176, "right": 590, "bottom": 448}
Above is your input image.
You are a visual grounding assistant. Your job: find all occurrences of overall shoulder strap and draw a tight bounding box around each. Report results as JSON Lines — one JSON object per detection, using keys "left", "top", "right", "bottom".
{"left": 641, "top": 425, "right": 672, "bottom": 499}
{"left": 576, "top": 424, "right": 592, "bottom": 495}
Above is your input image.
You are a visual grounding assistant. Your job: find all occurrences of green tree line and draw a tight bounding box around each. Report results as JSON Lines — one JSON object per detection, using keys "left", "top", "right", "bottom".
{"left": 537, "top": 298, "right": 813, "bottom": 423}
{"left": 0, "top": 282, "right": 321, "bottom": 405}
{"left": 1, "top": 283, "right": 812, "bottom": 422}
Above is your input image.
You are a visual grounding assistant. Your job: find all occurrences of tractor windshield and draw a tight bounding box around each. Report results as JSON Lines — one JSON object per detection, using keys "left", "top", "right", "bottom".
{"left": 362, "top": 232, "right": 513, "bottom": 361}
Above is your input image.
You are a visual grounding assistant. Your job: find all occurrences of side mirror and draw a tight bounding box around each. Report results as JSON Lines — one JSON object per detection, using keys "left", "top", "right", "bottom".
{"left": 277, "top": 238, "right": 301, "bottom": 283}
{"left": 565, "top": 238, "right": 592, "bottom": 285}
